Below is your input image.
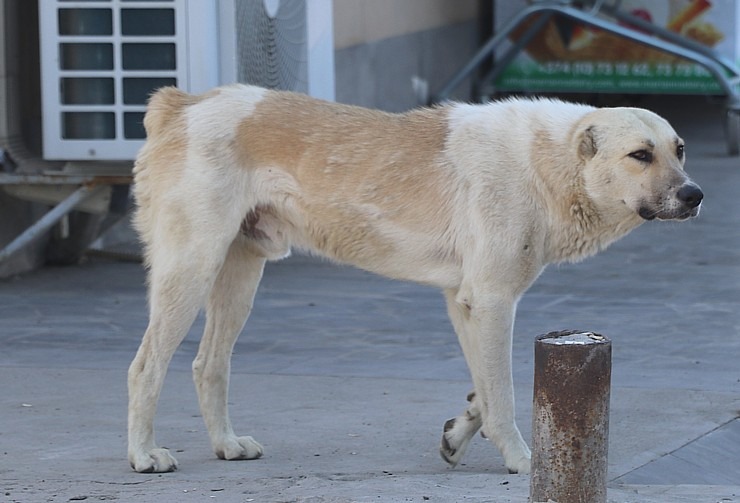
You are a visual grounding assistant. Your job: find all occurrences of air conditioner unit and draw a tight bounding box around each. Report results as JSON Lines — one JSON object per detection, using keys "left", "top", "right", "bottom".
{"left": 38, "top": 0, "right": 335, "bottom": 162}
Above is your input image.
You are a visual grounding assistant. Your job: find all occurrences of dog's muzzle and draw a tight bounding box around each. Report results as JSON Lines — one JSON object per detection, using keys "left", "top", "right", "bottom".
{"left": 638, "top": 182, "right": 703, "bottom": 221}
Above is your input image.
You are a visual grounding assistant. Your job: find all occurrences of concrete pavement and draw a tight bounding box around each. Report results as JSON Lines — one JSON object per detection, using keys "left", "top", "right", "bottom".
{"left": 0, "top": 96, "right": 739, "bottom": 502}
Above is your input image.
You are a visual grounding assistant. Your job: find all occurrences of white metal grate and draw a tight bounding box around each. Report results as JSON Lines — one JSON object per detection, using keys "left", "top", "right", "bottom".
{"left": 38, "top": 0, "right": 334, "bottom": 162}
{"left": 39, "top": 0, "right": 188, "bottom": 160}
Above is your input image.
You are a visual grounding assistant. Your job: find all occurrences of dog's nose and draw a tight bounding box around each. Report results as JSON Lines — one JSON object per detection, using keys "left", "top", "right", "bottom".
{"left": 677, "top": 184, "right": 703, "bottom": 208}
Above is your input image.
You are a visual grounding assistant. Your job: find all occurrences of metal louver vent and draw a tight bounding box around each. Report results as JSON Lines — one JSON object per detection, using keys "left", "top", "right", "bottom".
{"left": 37, "top": 0, "right": 333, "bottom": 161}
{"left": 39, "top": 0, "right": 187, "bottom": 161}
{"left": 235, "top": 0, "right": 309, "bottom": 94}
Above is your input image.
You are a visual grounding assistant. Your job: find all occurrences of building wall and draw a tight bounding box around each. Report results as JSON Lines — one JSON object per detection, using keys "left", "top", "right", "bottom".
{"left": 333, "top": 0, "right": 481, "bottom": 111}
{"left": 334, "top": 0, "right": 477, "bottom": 50}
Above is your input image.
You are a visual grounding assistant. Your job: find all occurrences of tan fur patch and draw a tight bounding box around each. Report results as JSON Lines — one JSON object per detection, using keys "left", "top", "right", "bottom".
{"left": 235, "top": 92, "right": 460, "bottom": 271}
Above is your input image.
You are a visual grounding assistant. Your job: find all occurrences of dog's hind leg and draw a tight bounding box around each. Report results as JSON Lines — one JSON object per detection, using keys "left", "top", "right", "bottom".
{"left": 128, "top": 262, "right": 213, "bottom": 472}
{"left": 192, "top": 238, "right": 266, "bottom": 461}
{"left": 128, "top": 226, "right": 238, "bottom": 473}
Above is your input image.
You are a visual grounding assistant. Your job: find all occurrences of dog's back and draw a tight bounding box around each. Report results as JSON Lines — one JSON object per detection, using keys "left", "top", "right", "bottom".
{"left": 134, "top": 85, "right": 467, "bottom": 284}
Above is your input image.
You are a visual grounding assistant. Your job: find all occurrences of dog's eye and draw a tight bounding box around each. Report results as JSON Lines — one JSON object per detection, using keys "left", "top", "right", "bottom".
{"left": 676, "top": 144, "right": 685, "bottom": 159}
{"left": 629, "top": 150, "right": 653, "bottom": 163}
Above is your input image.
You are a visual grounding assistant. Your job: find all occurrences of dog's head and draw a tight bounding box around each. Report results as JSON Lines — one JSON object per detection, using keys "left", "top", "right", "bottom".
{"left": 577, "top": 107, "right": 702, "bottom": 221}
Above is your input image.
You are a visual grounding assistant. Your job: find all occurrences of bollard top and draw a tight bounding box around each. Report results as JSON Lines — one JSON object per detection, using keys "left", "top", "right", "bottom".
{"left": 537, "top": 330, "right": 610, "bottom": 345}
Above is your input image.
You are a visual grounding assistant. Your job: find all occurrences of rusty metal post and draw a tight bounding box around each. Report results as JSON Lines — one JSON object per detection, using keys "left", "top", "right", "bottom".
{"left": 530, "top": 330, "right": 611, "bottom": 503}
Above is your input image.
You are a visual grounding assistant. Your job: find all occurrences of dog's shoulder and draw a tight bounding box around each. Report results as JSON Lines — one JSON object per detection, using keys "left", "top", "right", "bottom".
{"left": 447, "top": 96, "right": 594, "bottom": 125}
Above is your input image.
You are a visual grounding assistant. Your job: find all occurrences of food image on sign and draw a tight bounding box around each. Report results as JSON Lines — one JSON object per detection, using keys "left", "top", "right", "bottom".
{"left": 494, "top": 0, "right": 734, "bottom": 94}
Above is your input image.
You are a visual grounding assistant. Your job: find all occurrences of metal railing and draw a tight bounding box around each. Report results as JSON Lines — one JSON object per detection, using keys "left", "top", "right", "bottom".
{"left": 432, "top": 0, "right": 740, "bottom": 154}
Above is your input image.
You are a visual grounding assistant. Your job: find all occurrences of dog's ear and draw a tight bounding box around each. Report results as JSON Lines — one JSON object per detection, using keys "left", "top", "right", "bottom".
{"left": 578, "top": 125, "right": 598, "bottom": 159}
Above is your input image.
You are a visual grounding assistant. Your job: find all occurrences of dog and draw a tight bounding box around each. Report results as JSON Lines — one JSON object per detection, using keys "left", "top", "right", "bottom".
{"left": 127, "top": 84, "right": 702, "bottom": 474}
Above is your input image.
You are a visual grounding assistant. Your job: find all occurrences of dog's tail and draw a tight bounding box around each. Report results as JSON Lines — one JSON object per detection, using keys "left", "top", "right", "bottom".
{"left": 143, "top": 86, "right": 199, "bottom": 138}
{"left": 134, "top": 87, "right": 199, "bottom": 265}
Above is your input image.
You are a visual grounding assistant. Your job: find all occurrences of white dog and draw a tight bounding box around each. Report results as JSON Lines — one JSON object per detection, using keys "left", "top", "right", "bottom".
{"left": 128, "top": 85, "right": 702, "bottom": 474}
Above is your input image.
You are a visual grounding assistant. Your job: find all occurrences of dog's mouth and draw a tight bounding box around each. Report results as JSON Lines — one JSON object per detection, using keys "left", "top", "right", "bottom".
{"left": 638, "top": 204, "right": 701, "bottom": 221}
{"left": 638, "top": 184, "right": 703, "bottom": 221}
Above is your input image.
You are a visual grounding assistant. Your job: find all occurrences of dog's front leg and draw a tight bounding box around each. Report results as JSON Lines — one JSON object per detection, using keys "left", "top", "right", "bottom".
{"left": 475, "top": 295, "right": 531, "bottom": 474}
{"left": 442, "top": 288, "right": 531, "bottom": 474}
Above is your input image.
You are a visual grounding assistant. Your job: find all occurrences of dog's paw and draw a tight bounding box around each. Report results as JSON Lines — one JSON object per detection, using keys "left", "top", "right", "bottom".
{"left": 439, "top": 417, "right": 475, "bottom": 467}
{"left": 129, "top": 448, "right": 178, "bottom": 473}
{"left": 505, "top": 453, "right": 531, "bottom": 475}
{"left": 215, "top": 435, "right": 263, "bottom": 461}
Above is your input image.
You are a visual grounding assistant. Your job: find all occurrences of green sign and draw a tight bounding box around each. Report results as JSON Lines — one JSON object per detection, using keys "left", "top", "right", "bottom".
{"left": 495, "top": 60, "right": 725, "bottom": 94}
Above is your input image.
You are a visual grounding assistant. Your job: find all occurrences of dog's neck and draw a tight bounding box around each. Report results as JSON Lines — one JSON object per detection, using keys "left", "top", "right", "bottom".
{"left": 551, "top": 193, "right": 643, "bottom": 264}
{"left": 533, "top": 133, "right": 644, "bottom": 264}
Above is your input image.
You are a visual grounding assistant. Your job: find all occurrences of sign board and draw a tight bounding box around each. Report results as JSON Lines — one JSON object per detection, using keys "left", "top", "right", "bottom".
{"left": 494, "top": 0, "right": 738, "bottom": 94}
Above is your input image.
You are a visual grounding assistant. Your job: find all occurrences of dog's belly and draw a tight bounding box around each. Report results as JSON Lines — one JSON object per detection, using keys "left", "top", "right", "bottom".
{"left": 241, "top": 200, "right": 462, "bottom": 288}
{"left": 310, "top": 233, "right": 463, "bottom": 289}
{"left": 335, "top": 229, "right": 463, "bottom": 288}
{"left": 299, "top": 193, "right": 463, "bottom": 284}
